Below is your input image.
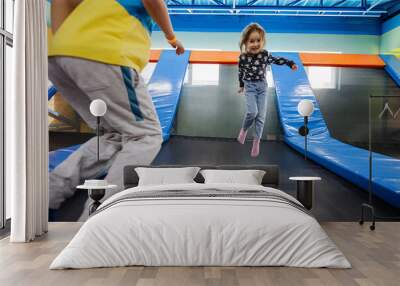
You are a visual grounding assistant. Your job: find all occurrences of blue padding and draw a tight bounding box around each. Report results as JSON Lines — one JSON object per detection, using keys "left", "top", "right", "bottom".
{"left": 48, "top": 86, "right": 57, "bottom": 100}
{"left": 380, "top": 55, "right": 400, "bottom": 87}
{"left": 272, "top": 53, "right": 400, "bottom": 208}
{"left": 148, "top": 50, "right": 191, "bottom": 141}
{"left": 48, "top": 145, "right": 80, "bottom": 172}
{"left": 382, "top": 13, "right": 400, "bottom": 34}
{"left": 271, "top": 53, "right": 330, "bottom": 141}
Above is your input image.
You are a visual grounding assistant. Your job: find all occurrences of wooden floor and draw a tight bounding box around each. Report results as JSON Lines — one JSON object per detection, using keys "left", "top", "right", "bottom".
{"left": 0, "top": 222, "right": 399, "bottom": 286}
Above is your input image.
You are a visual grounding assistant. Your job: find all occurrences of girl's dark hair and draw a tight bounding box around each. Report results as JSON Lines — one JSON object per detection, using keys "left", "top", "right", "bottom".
{"left": 239, "top": 23, "right": 266, "bottom": 53}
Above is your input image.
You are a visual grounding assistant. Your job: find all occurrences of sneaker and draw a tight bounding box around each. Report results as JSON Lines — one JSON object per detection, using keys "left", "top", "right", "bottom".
{"left": 251, "top": 138, "right": 260, "bottom": 157}
{"left": 237, "top": 128, "right": 247, "bottom": 144}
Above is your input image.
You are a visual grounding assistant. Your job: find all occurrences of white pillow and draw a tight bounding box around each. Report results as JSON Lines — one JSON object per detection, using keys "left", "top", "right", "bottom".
{"left": 200, "top": 169, "right": 266, "bottom": 185}
{"left": 135, "top": 167, "right": 201, "bottom": 186}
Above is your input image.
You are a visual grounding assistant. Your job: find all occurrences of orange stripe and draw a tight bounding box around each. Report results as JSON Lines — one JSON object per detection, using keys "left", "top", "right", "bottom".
{"left": 299, "top": 53, "right": 385, "bottom": 68}
{"left": 149, "top": 50, "right": 385, "bottom": 68}
{"left": 149, "top": 50, "right": 162, "bottom": 62}
{"left": 148, "top": 50, "right": 240, "bottom": 64}
{"left": 189, "top": 51, "right": 240, "bottom": 64}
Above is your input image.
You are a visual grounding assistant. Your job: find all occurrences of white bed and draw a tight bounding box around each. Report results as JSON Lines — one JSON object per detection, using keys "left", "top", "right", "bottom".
{"left": 50, "top": 166, "right": 351, "bottom": 269}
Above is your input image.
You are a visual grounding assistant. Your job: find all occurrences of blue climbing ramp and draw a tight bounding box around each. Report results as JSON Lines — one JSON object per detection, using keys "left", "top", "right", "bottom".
{"left": 272, "top": 53, "right": 400, "bottom": 208}
{"left": 48, "top": 86, "right": 58, "bottom": 100}
{"left": 148, "top": 50, "right": 191, "bottom": 141}
{"left": 380, "top": 55, "right": 400, "bottom": 87}
{"left": 48, "top": 144, "right": 80, "bottom": 172}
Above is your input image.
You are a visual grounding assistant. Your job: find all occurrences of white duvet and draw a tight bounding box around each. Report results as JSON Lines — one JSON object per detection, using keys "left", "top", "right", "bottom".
{"left": 50, "top": 183, "right": 351, "bottom": 269}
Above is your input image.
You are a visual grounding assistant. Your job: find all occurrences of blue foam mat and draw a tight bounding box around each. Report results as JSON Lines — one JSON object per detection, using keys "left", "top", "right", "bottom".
{"left": 380, "top": 55, "right": 400, "bottom": 87}
{"left": 148, "top": 50, "right": 191, "bottom": 141}
{"left": 49, "top": 50, "right": 190, "bottom": 171}
{"left": 48, "top": 86, "right": 58, "bottom": 100}
{"left": 48, "top": 144, "right": 80, "bottom": 172}
{"left": 272, "top": 53, "right": 400, "bottom": 208}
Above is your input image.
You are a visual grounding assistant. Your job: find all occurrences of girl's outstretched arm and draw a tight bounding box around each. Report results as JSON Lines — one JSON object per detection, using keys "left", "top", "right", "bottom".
{"left": 143, "top": 0, "right": 185, "bottom": 55}
{"left": 265, "top": 51, "right": 296, "bottom": 69}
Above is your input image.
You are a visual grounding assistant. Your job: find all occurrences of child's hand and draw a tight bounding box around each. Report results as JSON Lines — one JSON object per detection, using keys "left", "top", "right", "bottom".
{"left": 291, "top": 64, "right": 298, "bottom": 71}
{"left": 171, "top": 40, "right": 185, "bottom": 55}
{"left": 238, "top": 87, "right": 244, "bottom": 94}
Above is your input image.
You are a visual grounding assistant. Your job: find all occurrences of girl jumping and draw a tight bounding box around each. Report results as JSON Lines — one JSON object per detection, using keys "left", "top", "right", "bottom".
{"left": 237, "top": 23, "right": 297, "bottom": 157}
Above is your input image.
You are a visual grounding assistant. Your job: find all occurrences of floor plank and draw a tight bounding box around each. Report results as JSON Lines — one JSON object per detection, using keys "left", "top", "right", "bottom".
{"left": 0, "top": 222, "right": 399, "bottom": 286}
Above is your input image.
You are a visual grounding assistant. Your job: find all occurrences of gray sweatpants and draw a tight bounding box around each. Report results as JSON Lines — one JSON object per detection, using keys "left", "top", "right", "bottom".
{"left": 48, "top": 57, "right": 163, "bottom": 217}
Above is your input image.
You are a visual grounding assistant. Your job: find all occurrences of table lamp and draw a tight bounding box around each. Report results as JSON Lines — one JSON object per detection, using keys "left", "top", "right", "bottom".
{"left": 297, "top": 99, "right": 314, "bottom": 160}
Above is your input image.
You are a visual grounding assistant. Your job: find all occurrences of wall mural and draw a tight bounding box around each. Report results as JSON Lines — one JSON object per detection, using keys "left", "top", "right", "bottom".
{"left": 47, "top": 1, "right": 400, "bottom": 224}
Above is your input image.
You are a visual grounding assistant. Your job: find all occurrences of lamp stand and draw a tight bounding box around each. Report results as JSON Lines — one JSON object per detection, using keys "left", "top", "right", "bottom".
{"left": 304, "top": 116, "right": 308, "bottom": 161}
{"left": 96, "top": 116, "right": 100, "bottom": 162}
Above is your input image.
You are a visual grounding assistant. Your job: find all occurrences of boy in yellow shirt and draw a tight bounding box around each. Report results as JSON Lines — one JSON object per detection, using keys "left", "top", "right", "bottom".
{"left": 48, "top": 0, "right": 184, "bottom": 217}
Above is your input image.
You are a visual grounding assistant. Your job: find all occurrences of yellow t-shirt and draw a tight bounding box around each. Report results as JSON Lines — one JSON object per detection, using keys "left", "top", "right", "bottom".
{"left": 48, "top": 0, "right": 153, "bottom": 72}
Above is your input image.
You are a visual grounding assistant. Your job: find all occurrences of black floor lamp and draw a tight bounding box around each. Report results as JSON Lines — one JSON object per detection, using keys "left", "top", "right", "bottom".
{"left": 89, "top": 99, "right": 107, "bottom": 161}
{"left": 359, "top": 95, "right": 400, "bottom": 231}
{"left": 297, "top": 99, "right": 315, "bottom": 160}
{"left": 82, "top": 99, "right": 109, "bottom": 215}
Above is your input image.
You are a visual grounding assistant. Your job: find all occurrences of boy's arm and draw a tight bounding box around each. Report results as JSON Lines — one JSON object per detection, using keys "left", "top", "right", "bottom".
{"left": 142, "top": 0, "right": 185, "bottom": 55}
{"left": 51, "top": 0, "right": 83, "bottom": 34}
{"left": 143, "top": 0, "right": 174, "bottom": 40}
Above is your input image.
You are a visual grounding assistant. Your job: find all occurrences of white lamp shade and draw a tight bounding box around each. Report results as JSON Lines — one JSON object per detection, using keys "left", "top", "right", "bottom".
{"left": 297, "top": 99, "right": 314, "bottom": 117}
{"left": 90, "top": 99, "right": 107, "bottom": 117}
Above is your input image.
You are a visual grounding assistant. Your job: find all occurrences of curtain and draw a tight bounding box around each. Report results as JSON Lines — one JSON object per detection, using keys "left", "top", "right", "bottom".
{"left": 7, "top": 0, "right": 48, "bottom": 242}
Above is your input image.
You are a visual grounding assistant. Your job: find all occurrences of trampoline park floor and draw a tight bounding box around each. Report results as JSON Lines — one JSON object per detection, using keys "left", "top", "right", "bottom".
{"left": 50, "top": 132, "right": 400, "bottom": 222}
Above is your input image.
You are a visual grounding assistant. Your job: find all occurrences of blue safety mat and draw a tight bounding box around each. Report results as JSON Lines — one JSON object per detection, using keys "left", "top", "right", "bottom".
{"left": 380, "top": 55, "right": 400, "bottom": 87}
{"left": 272, "top": 53, "right": 400, "bottom": 208}
{"left": 48, "top": 86, "right": 58, "bottom": 100}
{"left": 148, "top": 50, "right": 191, "bottom": 141}
{"left": 48, "top": 144, "right": 81, "bottom": 172}
{"left": 271, "top": 53, "right": 330, "bottom": 140}
{"left": 49, "top": 50, "right": 190, "bottom": 171}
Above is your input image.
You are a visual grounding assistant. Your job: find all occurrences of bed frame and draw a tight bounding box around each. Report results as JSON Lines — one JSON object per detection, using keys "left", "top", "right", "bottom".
{"left": 123, "top": 164, "right": 279, "bottom": 189}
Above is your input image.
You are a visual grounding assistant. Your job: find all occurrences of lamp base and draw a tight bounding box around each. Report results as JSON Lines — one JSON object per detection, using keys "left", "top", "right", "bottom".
{"left": 359, "top": 202, "right": 400, "bottom": 231}
{"left": 359, "top": 203, "right": 375, "bottom": 231}
{"left": 88, "top": 189, "right": 105, "bottom": 215}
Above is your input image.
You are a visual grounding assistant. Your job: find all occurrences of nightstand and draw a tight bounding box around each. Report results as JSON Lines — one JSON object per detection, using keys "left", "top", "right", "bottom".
{"left": 77, "top": 183, "right": 117, "bottom": 215}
